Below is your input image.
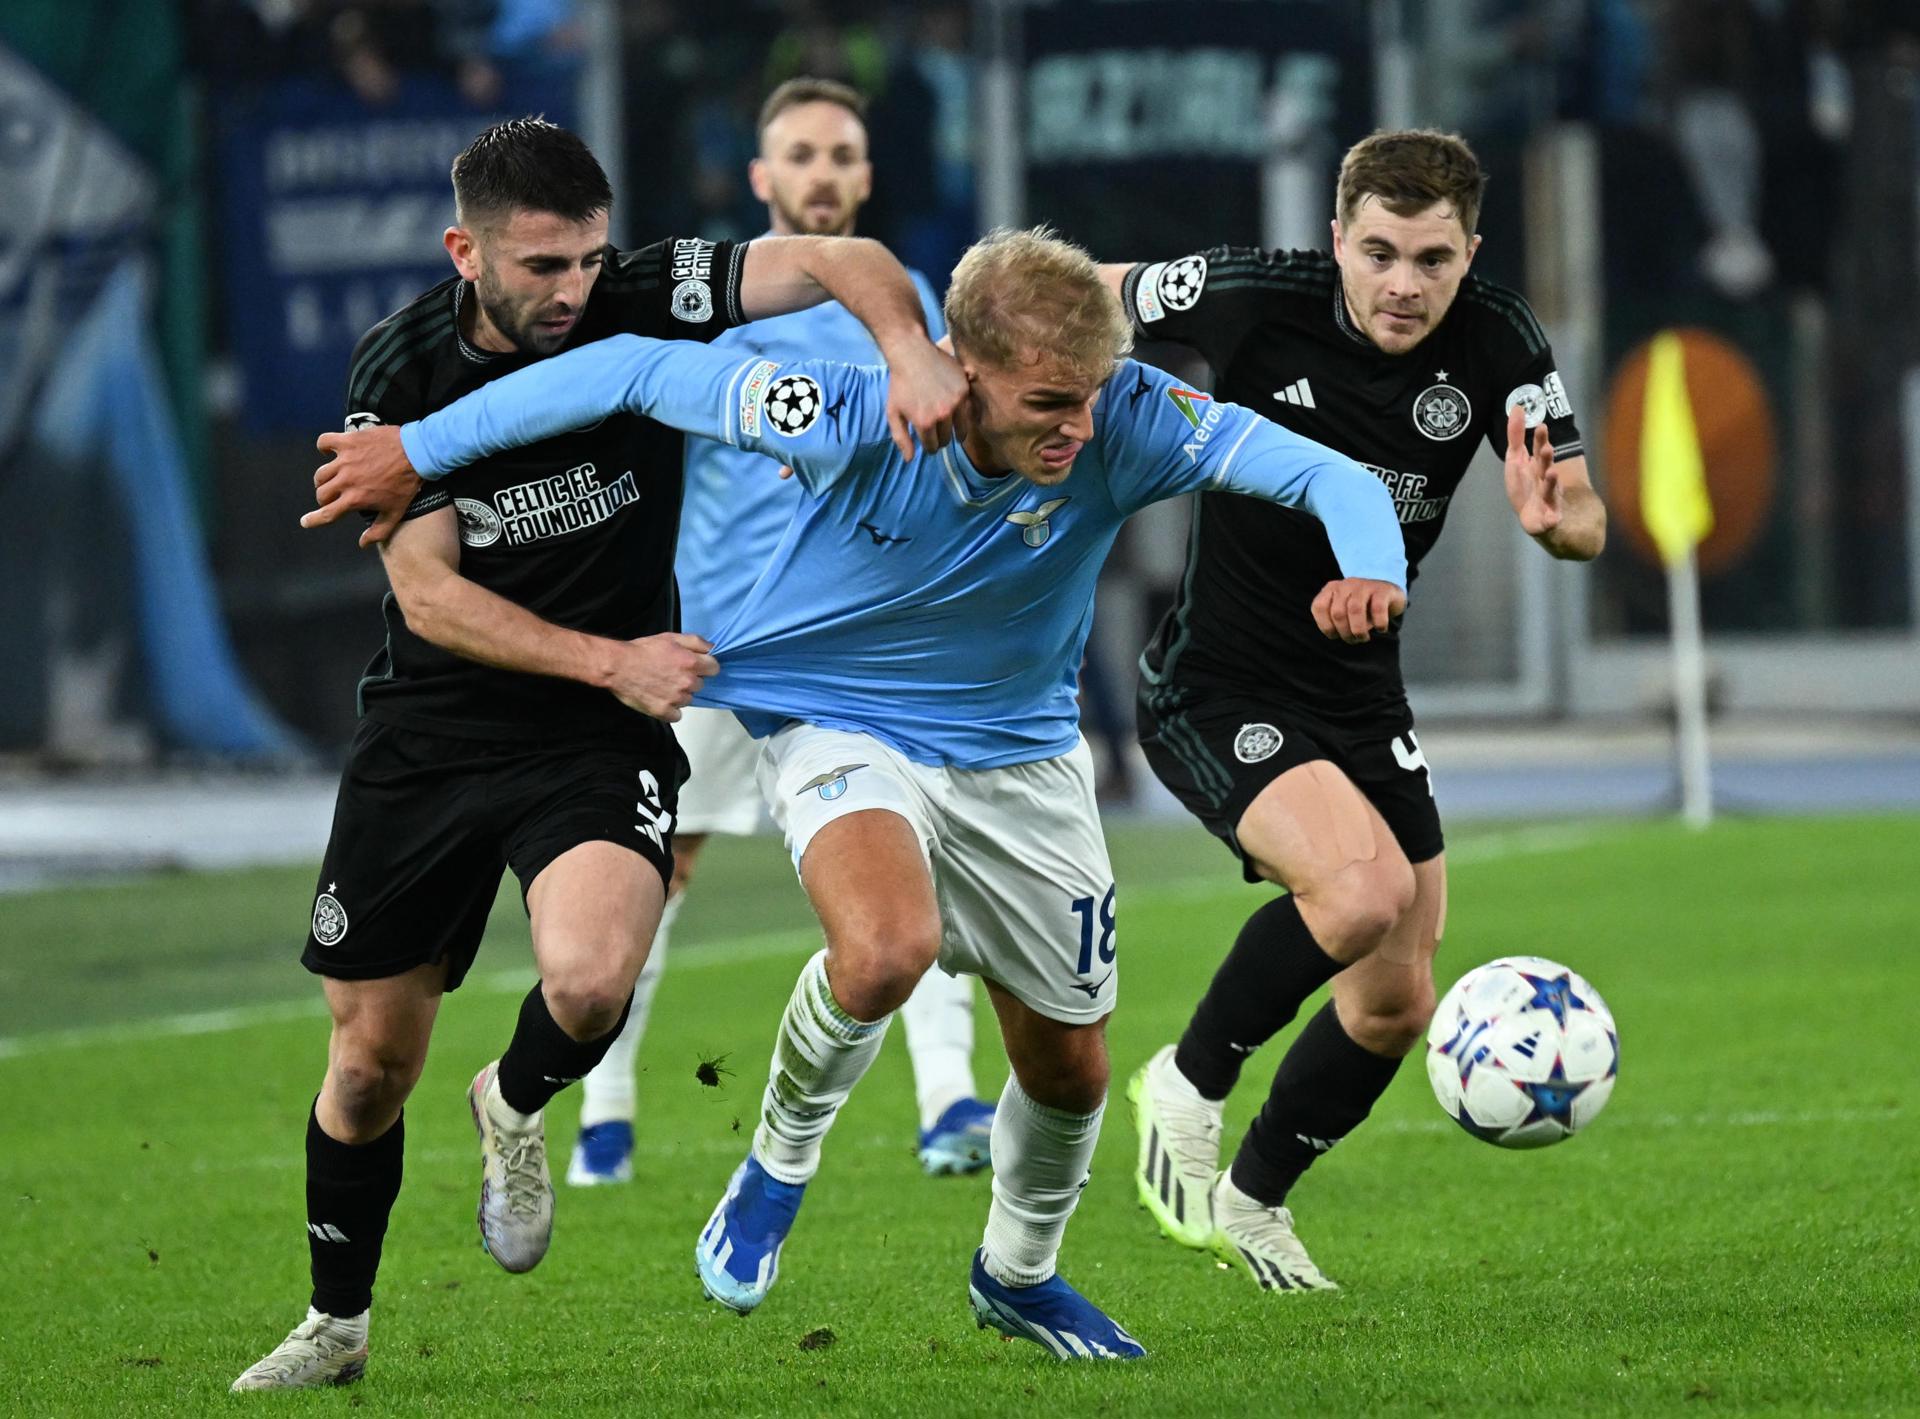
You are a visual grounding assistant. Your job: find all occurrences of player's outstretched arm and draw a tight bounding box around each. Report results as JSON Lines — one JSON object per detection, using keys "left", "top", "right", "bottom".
{"left": 1224, "top": 426, "right": 1410, "bottom": 644}
{"left": 377, "top": 503, "right": 718, "bottom": 721}
{"left": 740, "top": 236, "right": 965, "bottom": 456}
{"left": 380, "top": 335, "right": 885, "bottom": 498}
{"left": 1109, "top": 369, "right": 1406, "bottom": 644}
{"left": 1502, "top": 405, "right": 1606, "bottom": 560}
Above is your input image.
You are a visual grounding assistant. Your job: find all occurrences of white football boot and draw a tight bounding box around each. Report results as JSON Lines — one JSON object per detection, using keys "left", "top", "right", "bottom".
{"left": 1126, "top": 1044, "right": 1223, "bottom": 1249}
{"left": 230, "top": 1308, "right": 368, "bottom": 1391}
{"left": 468, "top": 1060, "right": 554, "bottom": 1273}
{"left": 1210, "top": 1172, "right": 1338, "bottom": 1292}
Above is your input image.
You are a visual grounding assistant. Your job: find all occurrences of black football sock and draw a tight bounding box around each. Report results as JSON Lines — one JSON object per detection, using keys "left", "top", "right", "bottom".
{"left": 1174, "top": 894, "right": 1344, "bottom": 1101}
{"left": 1230, "top": 1001, "right": 1403, "bottom": 1206}
{"left": 494, "top": 983, "right": 633, "bottom": 1116}
{"left": 307, "top": 1104, "right": 403, "bottom": 1318}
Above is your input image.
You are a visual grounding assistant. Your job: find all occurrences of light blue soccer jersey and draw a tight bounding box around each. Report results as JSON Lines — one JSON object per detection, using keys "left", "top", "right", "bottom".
{"left": 400, "top": 337, "right": 1406, "bottom": 769}
{"left": 677, "top": 266, "right": 944, "bottom": 635}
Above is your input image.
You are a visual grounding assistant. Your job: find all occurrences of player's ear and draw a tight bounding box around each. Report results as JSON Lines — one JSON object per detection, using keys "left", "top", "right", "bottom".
{"left": 854, "top": 160, "right": 873, "bottom": 207}
{"left": 1329, "top": 219, "right": 1344, "bottom": 259}
{"left": 444, "top": 226, "right": 481, "bottom": 281}
{"left": 748, "top": 157, "right": 772, "bottom": 205}
{"left": 1463, "top": 233, "right": 1482, "bottom": 268}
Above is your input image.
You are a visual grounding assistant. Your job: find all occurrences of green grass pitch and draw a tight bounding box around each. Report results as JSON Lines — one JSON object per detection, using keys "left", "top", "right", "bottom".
{"left": 2, "top": 815, "right": 1916, "bottom": 1415}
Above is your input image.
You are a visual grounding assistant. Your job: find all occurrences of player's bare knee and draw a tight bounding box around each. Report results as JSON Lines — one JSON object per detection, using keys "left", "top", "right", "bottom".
{"left": 1008, "top": 1026, "right": 1109, "bottom": 1113}
{"left": 325, "top": 1049, "right": 421, "bottom": 1136}
{"left": 540, "top": 968, "right": 632, "bottom": 1040}
{"left": 1019, "top": 1054, "right": 1108, "bottom": 1113}
{"left": 1342, "top": 978, "right": 1435, "bottom": 1057}
{"left": 823, "top": 919, "right": 940, "bottom": 1020}
{"left": 1308, "top": 859, "right": 1417, "bottom": 959}
{"left": 826, "top": 952, "right": 927, "bottom": 1021}
{"left": 1342, "top": 1004, "right": 1427, "bottom": 1058}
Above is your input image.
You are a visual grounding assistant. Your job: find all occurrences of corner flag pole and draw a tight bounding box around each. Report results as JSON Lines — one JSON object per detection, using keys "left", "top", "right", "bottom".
{"left": 1642, "top": 332, "right": 1715, "bottom": 829}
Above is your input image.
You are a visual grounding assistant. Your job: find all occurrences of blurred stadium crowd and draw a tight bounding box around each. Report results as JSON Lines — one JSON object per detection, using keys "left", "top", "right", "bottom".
{"left": 1, "top": 0, "right": 1917, "bottom": 774}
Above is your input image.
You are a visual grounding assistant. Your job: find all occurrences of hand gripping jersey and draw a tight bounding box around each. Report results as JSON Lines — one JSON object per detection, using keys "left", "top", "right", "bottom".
{"left": 398, "top": 336, "right": 1407, "bottom": 770}
{"left": 1122, "top": 247, "right": 1584, "bottom": 725}
{"left": 345, "top": 238, "right": 747, "bottom": 743}
{"left": 676, "top": 260, "right": 945, "bottom": 638}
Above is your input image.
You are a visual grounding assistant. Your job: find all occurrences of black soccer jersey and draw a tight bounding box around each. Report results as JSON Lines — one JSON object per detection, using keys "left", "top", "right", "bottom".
{"left": 345, "top": 237, "right": 748, "bottom": 742}
{"left": 1123, "top": 247, "right": 1583, "bottom": 724}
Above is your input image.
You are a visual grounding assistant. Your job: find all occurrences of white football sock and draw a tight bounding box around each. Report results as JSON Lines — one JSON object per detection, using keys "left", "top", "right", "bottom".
{"left": 578, "top": 892, "right": 681, "bottom": 1128}
{"left": 898, "top": 964, "right": 978, "bottom": 1131}
{"left": 751, "top": 949, "right": 892, "bottom": 1185}
{"left": 981, "top": 1074, "right": 1105, "bottom": 1287}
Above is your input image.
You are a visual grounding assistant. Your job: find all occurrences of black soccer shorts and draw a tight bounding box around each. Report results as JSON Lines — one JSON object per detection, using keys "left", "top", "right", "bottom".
{"left": 301, "top": 720, "right": 684, "bottom": 990}
{"left": 1137, "top": 681, "right": 1444, "bottom": 880}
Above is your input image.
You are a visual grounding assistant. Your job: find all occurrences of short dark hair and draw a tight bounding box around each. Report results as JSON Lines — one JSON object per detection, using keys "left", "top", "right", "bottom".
{"left": 1337, "top": 129, "right": 1487, "bottom": 237}
{"left": 756, "top": 77, "right": 868, "bottom": 145}
{"left": 451, "top": 117, "right": 612, "bottom": 230}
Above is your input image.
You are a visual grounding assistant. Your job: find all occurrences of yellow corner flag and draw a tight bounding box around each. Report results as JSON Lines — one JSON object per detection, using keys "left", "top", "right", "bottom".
{"left": 1641, "top": 331, "right": 1715, "bottom": 566}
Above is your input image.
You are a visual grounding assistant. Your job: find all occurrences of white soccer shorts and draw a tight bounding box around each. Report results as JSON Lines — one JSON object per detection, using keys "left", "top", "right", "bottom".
{"left": 675, "top": 706, "right": 766, "bottom": 837}
{"left": 758, "top": 723, "right": 1119, "bottom": 1025}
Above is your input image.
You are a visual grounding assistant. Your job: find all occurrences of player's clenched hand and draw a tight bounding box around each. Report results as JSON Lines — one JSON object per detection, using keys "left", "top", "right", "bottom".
{"left": 882, "top": 337, "right": 968, "bottom": 460}
{"left": 304, "top": 425, "right": 422, "bottom": 548}
{"left": 1311, "top": 578, "right": 1406, "bottom": 644}
{"left": 1503, "top": 403, "right": 1561, "bottom": 537}
{"left": 609, "top": 633, "right": 719, "bottom": 722}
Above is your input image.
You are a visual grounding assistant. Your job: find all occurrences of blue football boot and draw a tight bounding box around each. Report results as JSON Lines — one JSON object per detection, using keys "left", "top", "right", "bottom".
{"left": 967, "top": 1250, "right": 1146, "bottom": 1360}
{"left": 566, "top": 1120, "right": 634, "bottom": 1186}
{"left": 918, "top": 1097, "right": 996, "bottom": 1176}
{"left": 695, "top": 1155, "right": 807, "bottom": 1313}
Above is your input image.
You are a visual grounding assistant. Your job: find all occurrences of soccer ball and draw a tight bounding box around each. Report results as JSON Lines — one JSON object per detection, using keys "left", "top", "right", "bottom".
{"left": 764, "top": 374, "right": 822, "bottom": 436}
{"left": 1426, "top": 956, "right": 1618, "bottom": 1149}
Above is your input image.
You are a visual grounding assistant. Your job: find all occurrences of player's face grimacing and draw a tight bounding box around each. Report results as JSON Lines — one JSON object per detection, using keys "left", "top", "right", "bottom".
{"left": 962, "top": 348, "right": 1109, "bottom": 487}
{"left": 446, "top": 207, "right": 611, "bottom": 356}
{"left": 1331, "top": 197, "right": 1481, "bottom": 356}
{"left": 752, "top": 100, "right": 873, "bottom": 237}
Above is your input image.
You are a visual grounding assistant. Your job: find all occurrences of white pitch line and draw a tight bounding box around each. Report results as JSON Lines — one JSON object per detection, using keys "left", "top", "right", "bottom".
{"left": 0, "top": 929, "right": 821, "bottom": 1063}
{"left": 0, "top": 822, "right": 1621, "bottom": 1064}
{"left": 191, "top": 1132, "right": 908, "bottom": 1177}
{"left": 181, "top": 1103, "right": 1903, "bottom": 1180}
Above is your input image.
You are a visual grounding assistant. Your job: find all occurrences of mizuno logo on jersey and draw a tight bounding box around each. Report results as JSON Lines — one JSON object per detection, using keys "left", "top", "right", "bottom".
{"left": 857, "top": 521, "right": 911, "bottom": 545}
{"left": 1272, "top": 379, "right": 1316, "bottom": 408}
{"left": 1069, "top": 969, "right": 1113, "bottom": 1000}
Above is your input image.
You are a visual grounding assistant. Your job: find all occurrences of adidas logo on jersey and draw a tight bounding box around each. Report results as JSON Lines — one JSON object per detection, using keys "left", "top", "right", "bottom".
{"left": 1272, "top": 379, "right": 1316, "bottom": 409}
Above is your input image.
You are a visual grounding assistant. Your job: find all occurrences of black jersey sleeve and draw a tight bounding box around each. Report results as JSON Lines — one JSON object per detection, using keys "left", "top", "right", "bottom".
{"left": 594, "top": 237, "right": 748, "bottom": 343}
{"left": 343, "top": 314, "right": 449, "bottom": 523}
{"left": 1120, "top": 245, "right": 1307, "bottom": 372}
{"left": 1462, "top": 281, "right": 1586, "bottom": 465}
